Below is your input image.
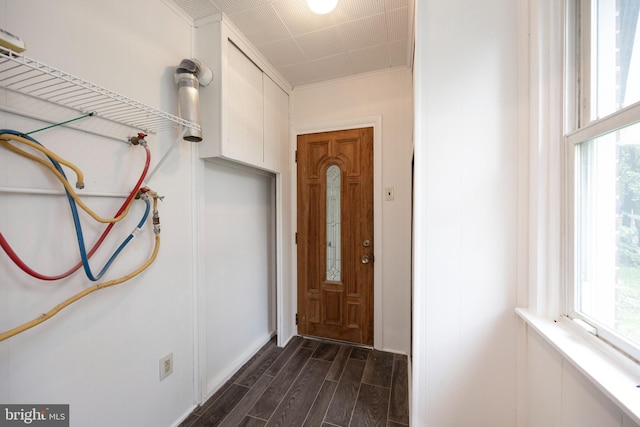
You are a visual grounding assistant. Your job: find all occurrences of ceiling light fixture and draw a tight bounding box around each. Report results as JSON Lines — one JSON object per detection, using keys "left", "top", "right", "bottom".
{"left": 307, "top": 0, "right": 338, "bottom": 14}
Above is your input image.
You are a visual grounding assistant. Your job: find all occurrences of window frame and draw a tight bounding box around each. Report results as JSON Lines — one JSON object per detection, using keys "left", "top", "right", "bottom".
{"left": 565, "top": 0, "right": 640, "bottom": 363}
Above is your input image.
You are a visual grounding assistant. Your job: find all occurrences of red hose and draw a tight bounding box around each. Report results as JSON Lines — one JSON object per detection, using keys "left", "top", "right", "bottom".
{"left": 0, "top": 144, "right": 151, "bottom": 280}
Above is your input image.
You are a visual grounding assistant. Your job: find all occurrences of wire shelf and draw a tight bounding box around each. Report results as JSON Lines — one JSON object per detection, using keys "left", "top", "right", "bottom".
{"left": 0, "top": 49, "right": 199, "bottom": 135}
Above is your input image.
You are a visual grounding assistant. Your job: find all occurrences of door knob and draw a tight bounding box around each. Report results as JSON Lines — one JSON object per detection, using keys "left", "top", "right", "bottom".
{"left": 361, "top": 255, "right": 371, "bottom": 264}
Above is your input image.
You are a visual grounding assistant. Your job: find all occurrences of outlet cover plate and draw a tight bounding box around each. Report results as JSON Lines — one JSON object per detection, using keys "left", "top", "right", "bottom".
{"left": 384, "top": 187, "right": 395, "bottom": 201}
{"left": 159, "top": 353, "right": 173, "bottom": 381}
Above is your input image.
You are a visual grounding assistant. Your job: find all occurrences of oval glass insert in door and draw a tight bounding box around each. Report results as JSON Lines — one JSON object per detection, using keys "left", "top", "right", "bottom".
{"left": 326, "top": 164, "right": 341, "bottom": 281}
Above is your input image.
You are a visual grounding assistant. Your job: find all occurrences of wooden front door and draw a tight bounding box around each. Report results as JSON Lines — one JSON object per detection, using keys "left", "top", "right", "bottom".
{"left": 297, "top": 127, "right": 374, "bottom": 345}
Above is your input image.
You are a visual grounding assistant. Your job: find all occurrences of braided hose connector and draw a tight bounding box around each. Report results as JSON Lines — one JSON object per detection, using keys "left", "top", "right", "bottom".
{"left": 153, "top": 209, "right": 161, "bottom": 235}
{"left": 138, "top": 186, "right": 163, "bottom": 235}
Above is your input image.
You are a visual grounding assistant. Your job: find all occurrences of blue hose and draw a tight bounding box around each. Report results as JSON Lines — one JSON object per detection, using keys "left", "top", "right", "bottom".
{"left": 1, "top": 129, "right": 149, "bottom": 281}
{"left": 94, "top": 195, "right": 150, "bottom": 279}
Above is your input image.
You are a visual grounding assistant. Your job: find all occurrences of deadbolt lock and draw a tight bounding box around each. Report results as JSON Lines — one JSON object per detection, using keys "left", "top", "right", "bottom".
{"left": 363, "top": 239, "right": 371, "bottom": 247}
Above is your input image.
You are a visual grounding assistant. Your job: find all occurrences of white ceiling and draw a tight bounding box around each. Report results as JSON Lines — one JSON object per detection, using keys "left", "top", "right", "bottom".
{"left": 168, "top": 0, "right": 414, "bottom": 87}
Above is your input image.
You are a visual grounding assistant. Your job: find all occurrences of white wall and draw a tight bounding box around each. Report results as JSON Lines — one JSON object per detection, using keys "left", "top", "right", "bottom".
{"left": 0, "top": 1, "right": 276, "bottom": 426}
{"left": 291, "top": 68, "right": 414, "bottom": 354}
{"left": 523, "top": 323, "right": 640, "bottom": 427}
{"left": 0, "top": 1, "right": 197, "bottom": 426}
{"left": 517, "top": 0, "right": 640, "bottom": 425}
{"left": 413, "top": 0, "right": 519, "bottom": 425}
{"left": 200, "top": 160, "right": 275, "bottom": 398}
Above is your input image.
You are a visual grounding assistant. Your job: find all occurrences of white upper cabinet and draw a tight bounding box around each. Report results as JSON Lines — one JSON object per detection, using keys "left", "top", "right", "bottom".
{"left": 196, "top": 16, "right": 290, "bottom": 173}
{"left": 263, "top": 74, "right": 288, "bottom": 172}
{"left": 226, "top": 42, "right": 264, "bottom": 166}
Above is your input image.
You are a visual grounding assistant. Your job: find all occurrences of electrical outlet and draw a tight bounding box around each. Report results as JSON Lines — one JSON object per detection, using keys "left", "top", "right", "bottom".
{"left": 159, "top": 353, "right": 173, "bottom": 381}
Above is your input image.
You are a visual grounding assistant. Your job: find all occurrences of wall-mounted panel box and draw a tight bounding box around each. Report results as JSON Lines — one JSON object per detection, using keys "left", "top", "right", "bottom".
{"left": 196, "top": 15, "right": 290, "bottom": 173}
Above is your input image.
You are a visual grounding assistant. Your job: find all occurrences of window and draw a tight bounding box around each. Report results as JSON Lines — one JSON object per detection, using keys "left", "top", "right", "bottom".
{"left": 569, "top": 0, "right": 640, "bottom": 360}
{"left": 326, "top": 164, "right": 341, "bottom": 281}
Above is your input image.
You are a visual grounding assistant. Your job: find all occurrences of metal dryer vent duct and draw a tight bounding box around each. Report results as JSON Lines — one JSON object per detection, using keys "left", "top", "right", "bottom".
{"left": 174, "top": 58, "right": 213, "bottom": 142}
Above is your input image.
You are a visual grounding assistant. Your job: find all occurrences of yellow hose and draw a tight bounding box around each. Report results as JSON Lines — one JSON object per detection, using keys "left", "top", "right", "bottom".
{"left": 0, "top": 138, "right": 135, "bottom": 223}
{"left": 0, "top": 198, "right": 161, "bottom": 343}
{"left": 0, "top": 133, "right": 84, "bottom": 189}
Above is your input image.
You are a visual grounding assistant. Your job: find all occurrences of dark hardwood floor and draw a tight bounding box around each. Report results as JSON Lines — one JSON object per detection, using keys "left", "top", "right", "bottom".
{"left": 179, "top": 336, "right": 410, "bottom": 427}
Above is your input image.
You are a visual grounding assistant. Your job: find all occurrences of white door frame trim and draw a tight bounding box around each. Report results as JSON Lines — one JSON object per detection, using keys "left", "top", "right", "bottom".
{"left": 287, "top": 116, "right": 383, "bottom": 349}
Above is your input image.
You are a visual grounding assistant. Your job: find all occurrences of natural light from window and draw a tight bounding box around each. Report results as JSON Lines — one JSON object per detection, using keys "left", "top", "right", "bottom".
{"left": 592, "top": 0, "right": 640, "bottom": 119}
{"left": 577, "top": 122, "right": 640, "bottom": 345}
{"left": 575, "top": 0, "right": 640, "bottom": 354}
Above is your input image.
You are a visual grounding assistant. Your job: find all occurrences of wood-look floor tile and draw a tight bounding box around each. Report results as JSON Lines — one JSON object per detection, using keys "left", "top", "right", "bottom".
{"left": 324, "top": 358, "right": 366, "bottom": 426}
{"left": 362, "top": 350, "right": 394, "bottom": 388}
{"left": 192, "top": 339, "right": 274, "bottom": 418}
{"left": 301, "top": 338, "right": 320, "bottom": 349}
{"left": 265, "top": 359, "right": 332, "bottom": 426}
{"left": 181, "top": 337, "right": 409, "bottom": 427}
{"left": 312, "top": 342, "right": 341, "bottom": 361}
{"left": 178, "top": 413, "right": 200, "bottom": 427}
{"left": 264, "top": 336, "right": 303, "bottom": 377}
{"left": 350, "top": 384, "right": 390, "bottom": 427}
{"left": 235, "top": 345, "right": 284, "bottom": 388}
{"left": 231, "top": 337, "right": 277, "bottom": 383}
{"left": 303, "top": 380, "right": 338, "bottom": 427}
{"left": 388, "top": 355, "right": 409, "bottom": 425}
{"left": 219, "top": 374, "right": 273, "bottom": 427}
{"left": 247, "top": 347, "right": 314, "bottom": 420}
{"left": 349, "top": 347, "right": 371, "bottom": 361}
{"left": 193, "top": 384, "right": 249, "bottom": 426}
{"left": 238, "top": 416, "right": 267, "bottom": 427}
{"left": 326, "top": 345, "right": 352, "bottom": 381}
{"left": 194, "top": 377, "right": 234, "bottom": 416}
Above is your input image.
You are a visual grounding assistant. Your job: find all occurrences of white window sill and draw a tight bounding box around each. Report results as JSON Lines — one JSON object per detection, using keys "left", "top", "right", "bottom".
{"left": 516, "top": 307, "right": 640, "bottom": 424}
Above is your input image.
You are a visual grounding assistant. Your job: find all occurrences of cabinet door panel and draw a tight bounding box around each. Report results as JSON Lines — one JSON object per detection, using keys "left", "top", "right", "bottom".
{"left": 263, "top": 75, "right": 288, "bottom": 171}
{"left": 227, "top": 41, "right": 264, "bottom": 165}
